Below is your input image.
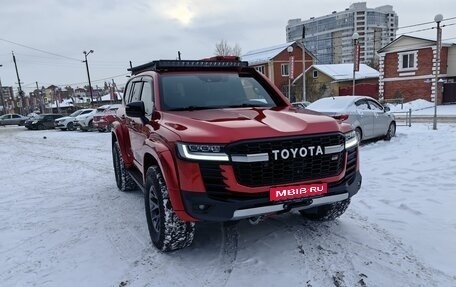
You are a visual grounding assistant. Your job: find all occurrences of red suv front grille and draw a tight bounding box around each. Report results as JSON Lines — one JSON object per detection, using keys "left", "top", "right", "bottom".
{"left": 226, "top": 133, "right": 346, "bottom": 187}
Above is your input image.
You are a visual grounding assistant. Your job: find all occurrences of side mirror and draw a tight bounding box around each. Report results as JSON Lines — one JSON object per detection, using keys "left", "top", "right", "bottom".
{"left": 126, "top": 101, "right": 148, "bottom": 124}
{"left": 383, "top": 106, "right": 390, "bottom": 112}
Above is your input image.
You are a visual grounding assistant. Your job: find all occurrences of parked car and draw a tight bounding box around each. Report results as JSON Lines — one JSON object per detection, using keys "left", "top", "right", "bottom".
{"left": 74, "top": 105, "right": 112, "bottom": 131}
{"left": 291, "top": 101, "right": 311, "bottom": 109}
{"left": 306, "top": 95, "right": 396, "bottom": 142}
{"left": 55, "top": 109, "right": 94, "bottom": 131}
{"left": 0, "top": 113, "right": 29, "bottom": 126}
{"left": 24, "top": 114, "right": 63, "bottom": 130}
{"left": 93, "top": 104, "right": 121, "bottom": 132}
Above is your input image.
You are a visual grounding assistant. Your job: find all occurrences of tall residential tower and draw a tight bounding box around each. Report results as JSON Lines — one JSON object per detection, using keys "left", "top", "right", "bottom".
{"left": 286, "top": 2, "right": 398, "bottom": 66}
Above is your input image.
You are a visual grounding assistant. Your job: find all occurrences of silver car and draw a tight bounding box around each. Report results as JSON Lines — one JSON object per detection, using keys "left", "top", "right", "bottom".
{"left": 0, "top": 113, "right": 29, "bottom": 126}
{"left": 306, "top": 96, "right": 396, "bottom": 142}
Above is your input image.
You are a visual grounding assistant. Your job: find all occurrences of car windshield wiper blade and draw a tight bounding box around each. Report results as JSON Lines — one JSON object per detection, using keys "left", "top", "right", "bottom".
{"left": 168, "top": 106, "right": 215, "bottom": 111}
{"left": 226, "top": 103, "right": 269, "bottom": 108}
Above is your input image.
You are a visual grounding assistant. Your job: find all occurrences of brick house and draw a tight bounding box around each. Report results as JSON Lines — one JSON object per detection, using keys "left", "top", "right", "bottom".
{"left": 378, "top": 35, "right": 456, "bottom": 104}
{"left": 300, "top": 64, "right": 379, "bottom": 102}
{"left": 242, "top": 41, "right": 315, "bottom": 101}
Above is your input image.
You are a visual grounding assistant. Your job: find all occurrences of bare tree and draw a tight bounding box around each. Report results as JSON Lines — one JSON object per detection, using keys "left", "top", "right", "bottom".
{"left": 214, "top": 40, "right": 242, "bottom": 57}
{"left": 232, "top": 43, "right": 242, "bottom": 57}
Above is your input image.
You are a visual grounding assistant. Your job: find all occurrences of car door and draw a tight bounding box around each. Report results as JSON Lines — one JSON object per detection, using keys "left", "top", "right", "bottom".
{"left": 44, "top": 115, "right": 54, "bottom": 128}
{"left": 3, "top": 114, "right": 14, "bottom": 125}
{"left": 367, "top": 99, "right": 391, "bottom": 137}
{"left": 126, "top": 78, "right": 146, "bottom": 166}
{"left": 354, "top": 99, "right": 374, "bottom": 139}
{"left": 11, "top": 114, "right": 22, "bottom": 125}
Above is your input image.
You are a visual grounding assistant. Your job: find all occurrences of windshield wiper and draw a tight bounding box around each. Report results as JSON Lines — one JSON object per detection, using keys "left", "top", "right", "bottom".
{"left": 168, "top": 106, "right": 215, "bottom": 111}
{"left": 226, "top": 103, "right": 270, "bottom": 108}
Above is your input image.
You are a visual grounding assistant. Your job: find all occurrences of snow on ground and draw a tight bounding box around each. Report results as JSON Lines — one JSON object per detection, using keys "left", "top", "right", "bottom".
{"left": 387, "top": 100, "right": 456, "bottom": 116}
{"left": 1, "top": 124, "right": 456, "bottom": 287}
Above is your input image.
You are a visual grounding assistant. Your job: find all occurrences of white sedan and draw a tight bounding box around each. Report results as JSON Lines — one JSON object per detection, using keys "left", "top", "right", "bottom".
{"left": 306, "top": 95, "right": 396, "bottom": 142}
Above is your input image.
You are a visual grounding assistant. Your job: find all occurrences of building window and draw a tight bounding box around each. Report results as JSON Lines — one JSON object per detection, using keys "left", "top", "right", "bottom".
{"left": 313, "top": 70, "right": 318, "bottom": 78}
{"left": 255, "top": 65, "right": 265, "bottom": 74}
{"left": 398, "top": 51, "right": 418, "bottom": 71}
{"left": 281, "top": 64, "right": 289, "bottom": 76}
{"left": 402, "top": 54, "right": 414, "bottom": 69}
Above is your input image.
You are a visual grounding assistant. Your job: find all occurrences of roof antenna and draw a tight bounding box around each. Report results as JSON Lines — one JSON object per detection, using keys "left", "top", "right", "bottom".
{"left": 177, "top": 51, "right": 181, "bottom": 60}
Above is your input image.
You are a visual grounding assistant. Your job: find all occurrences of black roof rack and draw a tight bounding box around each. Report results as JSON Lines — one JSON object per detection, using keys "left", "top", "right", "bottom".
{"left": 128, "top": 58, "right": 249, "bottom": 75}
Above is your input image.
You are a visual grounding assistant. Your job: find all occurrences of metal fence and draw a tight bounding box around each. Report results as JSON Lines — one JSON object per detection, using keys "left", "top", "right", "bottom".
{"left": 392, "top": 108, "right": 412, "bottom": 127}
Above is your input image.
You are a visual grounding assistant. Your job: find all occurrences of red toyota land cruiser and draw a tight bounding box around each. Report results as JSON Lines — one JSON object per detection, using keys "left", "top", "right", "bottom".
{"left": 111, "top": 57, "right": 361, "bottom": 252}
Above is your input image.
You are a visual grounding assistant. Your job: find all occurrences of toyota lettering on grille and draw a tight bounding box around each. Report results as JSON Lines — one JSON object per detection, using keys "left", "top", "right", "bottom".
{"left": 271, "top": 146, "right": 324, "bottom": 160}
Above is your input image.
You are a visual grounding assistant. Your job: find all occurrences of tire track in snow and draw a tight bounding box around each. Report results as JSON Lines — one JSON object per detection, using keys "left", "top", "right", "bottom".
{"left": 201, "top": 223, "right": 239, "bottom": 287}
{"left": 270, "top": 210, "right": 453, "bottom": 287}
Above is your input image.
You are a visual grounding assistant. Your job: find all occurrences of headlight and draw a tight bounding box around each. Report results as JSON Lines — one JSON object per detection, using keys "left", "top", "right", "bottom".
{"left": 32, "top": 120, "right": 38, "bottom": 124}
{"left": 345, "top": 130, "right": 358, "bottom": 149}
{"left": 176, "top": 143, "right": 229, "bottom": 161}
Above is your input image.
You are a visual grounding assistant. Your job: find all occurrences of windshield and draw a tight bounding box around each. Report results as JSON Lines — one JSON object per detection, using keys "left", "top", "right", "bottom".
{"left": 159, "top": 73, "right": 277, "bottom": 111}
{"left": 70, "top": 110, "right": 83, "bottom": 117}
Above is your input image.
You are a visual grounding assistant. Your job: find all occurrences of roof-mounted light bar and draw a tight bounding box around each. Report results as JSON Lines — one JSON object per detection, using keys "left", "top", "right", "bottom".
{"left": 128, "top": 58, "right": 248, "bottom": 75}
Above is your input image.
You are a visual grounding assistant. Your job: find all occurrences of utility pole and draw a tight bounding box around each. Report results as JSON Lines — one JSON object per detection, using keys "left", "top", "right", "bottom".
{"left": 301, "top": 25, "right": 307, "bottom": 102}
{"left": 433, "top": 14, "right": 443, "bottom": 130}
{"left": 12, "top": 51, "right": 25, "bottom": 114}
{"left": 83, "top": 50, "right": 94, "bottom": 107}
{"left": 0, "top": 64, "right": 5, "bottom": 115}
{"left": 35, "top": 81, "right": 44, "bottom": 113}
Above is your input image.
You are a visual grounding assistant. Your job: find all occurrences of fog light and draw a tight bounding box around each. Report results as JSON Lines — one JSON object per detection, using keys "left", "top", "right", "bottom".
{"left": 198, "top": 204, "right": 206, "bottom": 210}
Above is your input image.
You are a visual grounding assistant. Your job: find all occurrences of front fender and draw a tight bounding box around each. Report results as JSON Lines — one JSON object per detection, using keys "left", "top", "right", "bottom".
{"left": 111, "top": 121, "right": 134, "bottom": 167}
{"left": 143, "top": 141, "right": 195, "bottom": 221}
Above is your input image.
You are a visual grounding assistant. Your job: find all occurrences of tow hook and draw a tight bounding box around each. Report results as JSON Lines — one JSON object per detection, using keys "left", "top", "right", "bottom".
{"left": 248, "top": 216, "right": 264, "bottom": 225}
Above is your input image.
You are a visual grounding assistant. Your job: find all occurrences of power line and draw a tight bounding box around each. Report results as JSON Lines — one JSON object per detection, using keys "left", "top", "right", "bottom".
{"left": 0, "top": 38, "right": 81, "bottom": 62}
{"left": 53, "top": 73, "right": 129, "bottom": 87}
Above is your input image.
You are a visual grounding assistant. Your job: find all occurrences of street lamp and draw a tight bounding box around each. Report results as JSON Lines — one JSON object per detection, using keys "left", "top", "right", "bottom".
{"left": 433, "top": 14, "right": 443, "bottom": 130}
{"left": 352, "top": 32, "right": 360, "bottom": 96}
{"left": 83, "top": 50, "right": 94, "bottom": 106}
{"left": 287, "top": 45, "right": 294, "bottom": 100}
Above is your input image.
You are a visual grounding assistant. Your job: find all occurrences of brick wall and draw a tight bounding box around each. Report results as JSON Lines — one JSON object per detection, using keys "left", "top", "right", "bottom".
{"left": 382, "top": 46, "right": 448, "bottom": 103}
{"left": 384, "top": 79, "right": 433, "bottom": 102}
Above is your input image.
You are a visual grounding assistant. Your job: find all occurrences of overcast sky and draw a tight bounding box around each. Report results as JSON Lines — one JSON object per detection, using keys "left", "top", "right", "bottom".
{"left": 1, "top": 0, "right": 455, "bottom": 94}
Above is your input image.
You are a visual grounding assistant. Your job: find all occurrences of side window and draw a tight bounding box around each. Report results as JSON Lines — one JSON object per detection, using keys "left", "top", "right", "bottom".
{"left": 141, "top": 80, "right": 154, "bottom": 115}
{"left": 124, "top": 82, "right": 133, "bottom": 104}
{"left": 355, "top": 99, "right": 369, "bottom": 110}
{"left": 131, "top": 82, "right": 143, "bottom": 102}
{"left": 367, "top": 100, "right": 383, "bottom": 111}
{"left": 12, "top": 114, "right": 21, "bottom": 119}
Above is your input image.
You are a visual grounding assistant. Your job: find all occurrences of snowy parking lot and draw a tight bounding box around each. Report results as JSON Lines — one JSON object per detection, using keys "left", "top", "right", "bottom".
{"left": 1, "top": 124, "right": 455, "bottom": 287}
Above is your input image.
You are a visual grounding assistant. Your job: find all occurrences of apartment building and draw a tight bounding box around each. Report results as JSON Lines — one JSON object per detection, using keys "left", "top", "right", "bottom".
{"left": 286, "top": 2, "right": 398, "bottom": 65}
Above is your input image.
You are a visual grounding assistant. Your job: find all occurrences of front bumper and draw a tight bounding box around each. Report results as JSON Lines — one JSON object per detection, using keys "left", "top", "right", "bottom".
{"left": 181, "top": 171, "right": 361, "bottom": 221}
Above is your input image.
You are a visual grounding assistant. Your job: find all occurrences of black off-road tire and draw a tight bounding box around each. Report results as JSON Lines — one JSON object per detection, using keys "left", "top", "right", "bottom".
{"left": 145, "top": 166, "right": 195, "bottom": 252}
{"left": 384, "top": 122, "right": 396, "bottom": 141}
{"left": 112, "top": 141, "right": 137, "bottom": 192}
{"left": 299, "top": 199, "right": 351, "bottom": 221}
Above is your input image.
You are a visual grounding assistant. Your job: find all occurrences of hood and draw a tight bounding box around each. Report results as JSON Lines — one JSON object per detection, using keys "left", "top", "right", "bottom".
{"left": 160, "top": 107, "right": 347, "bottom": 143}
